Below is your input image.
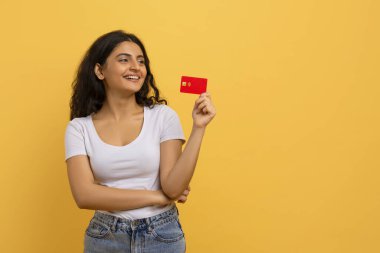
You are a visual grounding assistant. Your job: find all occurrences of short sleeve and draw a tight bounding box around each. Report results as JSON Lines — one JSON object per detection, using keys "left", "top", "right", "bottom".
{"left": 64, "top": 120, "right": 87, "bottom": 161}
{"left": 160, "top": 106, "right": 186, "bottom": 144}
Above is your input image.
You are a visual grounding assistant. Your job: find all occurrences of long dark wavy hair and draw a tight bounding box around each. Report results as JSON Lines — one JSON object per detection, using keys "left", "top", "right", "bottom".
{"left": 69, "top": 30, "right": 167, "bottom": 120}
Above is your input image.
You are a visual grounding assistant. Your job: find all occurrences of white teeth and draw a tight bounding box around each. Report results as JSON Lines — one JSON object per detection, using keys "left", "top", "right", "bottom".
{"left": 125, "top": 75, "right": 139, "bottom": 80}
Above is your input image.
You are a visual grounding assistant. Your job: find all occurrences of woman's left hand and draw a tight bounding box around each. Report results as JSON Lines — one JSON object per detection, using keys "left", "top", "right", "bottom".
{"left": 192, "top": 92, "right": 216, "bottom": 128}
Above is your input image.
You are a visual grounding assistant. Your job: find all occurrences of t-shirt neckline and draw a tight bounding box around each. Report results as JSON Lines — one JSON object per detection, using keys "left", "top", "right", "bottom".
{"left": 88, "top": 106, "right": 147, "bottom": 148}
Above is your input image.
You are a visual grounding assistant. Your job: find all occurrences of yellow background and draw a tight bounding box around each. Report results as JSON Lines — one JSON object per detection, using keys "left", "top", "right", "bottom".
{"left": 0, "top": 0, "right": 379, "bottom": 252}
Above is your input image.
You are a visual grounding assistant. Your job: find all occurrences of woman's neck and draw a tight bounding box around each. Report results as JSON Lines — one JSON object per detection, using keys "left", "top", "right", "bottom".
{"left": 95, "top": 95, "right": 143, "bottom": 122}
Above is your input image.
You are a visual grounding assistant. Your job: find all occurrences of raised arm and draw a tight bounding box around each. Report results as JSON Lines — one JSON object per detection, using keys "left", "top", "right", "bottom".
{"left": 66, "top": 155, "right": 172, "bottom": 211}
{"left": 160, "top": 92, "right": 216, "bottom": 199}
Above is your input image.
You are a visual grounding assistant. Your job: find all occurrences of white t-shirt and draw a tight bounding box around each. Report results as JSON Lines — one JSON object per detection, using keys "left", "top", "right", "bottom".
{"left": 64, "top": 104, "right": 186, "bottom": 219}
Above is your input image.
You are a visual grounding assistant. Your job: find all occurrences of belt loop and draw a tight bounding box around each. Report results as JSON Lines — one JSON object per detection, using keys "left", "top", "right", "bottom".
{"left": 146, "top": 217, "right": 153, "bottom": 232}
{"left": 146, "top": 216, "right": 152, "bottom": 227}
{"left": 111, "top": 216, "right": 118, "bottom": 232}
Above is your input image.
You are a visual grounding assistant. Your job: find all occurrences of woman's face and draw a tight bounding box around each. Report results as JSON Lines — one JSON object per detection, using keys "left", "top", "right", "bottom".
{"left": 95, "top": 41, "right": 147, "bottom": 95}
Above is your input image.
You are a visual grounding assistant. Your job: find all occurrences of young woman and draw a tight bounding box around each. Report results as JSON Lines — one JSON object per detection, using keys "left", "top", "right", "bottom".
{"left": 64, "top": 30, "right": 216, "bottom": 253}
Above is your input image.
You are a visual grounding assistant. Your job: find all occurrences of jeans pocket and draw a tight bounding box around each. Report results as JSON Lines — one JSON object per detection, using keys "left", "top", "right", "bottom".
{"left": 85, "top": 218, "right": 111, "bottom": 239}
{"left": 150, "top": 218, "right": 184, "bottom": 243}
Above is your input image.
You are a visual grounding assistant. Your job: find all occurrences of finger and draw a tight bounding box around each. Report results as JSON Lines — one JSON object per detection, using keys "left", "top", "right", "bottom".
{"left": 195, "top": 103, "right": 206, "bottom": 114}
{"left": 198, "top": 97, "right": 212, "bottom": 108}
{"left": 177, "top": 195, "right": 187, "bottom": 202}
{"left": 195, "top": 96, "right": 206, "bottom": 103}
{"left": 182, "top": 189, "right": 190, "bottom": 196}
{"left": 194, "top": 97, "right": 207, "bottom": 109}
{"left": 200, "top": 92, "right": 211, "bottom": 97}
{"left": 195, "top": 95, "right": 208, "bottom": 104}
{"left": 201, "top": 100, "right": 215, "bottom": 114}
{"left": 197, "top": 101, "right": 208, "bottom": 111}
{"left": 200, "top": 92, "right": 212, "bottom": 100}
{"left": 198, "top": 101, "right": 213, "bottom": 115}
{"left": 199, "top": 105, "right": 207, "bottom": 114}
{"left": 199, "top": 96, "right": 212, "bottom": 106}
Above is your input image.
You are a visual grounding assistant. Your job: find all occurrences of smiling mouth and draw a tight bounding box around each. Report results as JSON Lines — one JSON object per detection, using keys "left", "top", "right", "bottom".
{"left": 124, "top": 75, "right": 141, "bottom": 80}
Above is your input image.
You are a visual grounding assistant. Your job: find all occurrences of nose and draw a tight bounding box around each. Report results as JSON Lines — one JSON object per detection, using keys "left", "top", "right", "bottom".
{"left": 129, "top": 59, "right": 140, "bottom": 71}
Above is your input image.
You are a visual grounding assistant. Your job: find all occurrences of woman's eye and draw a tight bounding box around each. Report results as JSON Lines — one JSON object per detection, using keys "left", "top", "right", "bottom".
{"left": 120, "top": 59, "right": 128, "bottom": 62}
{"left": 138, "top": 60, "right": 145, "bottom": 64}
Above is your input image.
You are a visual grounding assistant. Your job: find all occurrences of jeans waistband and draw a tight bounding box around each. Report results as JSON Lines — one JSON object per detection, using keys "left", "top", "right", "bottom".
{"left": 92, "top": 205, "right": 179, "bottom": 231}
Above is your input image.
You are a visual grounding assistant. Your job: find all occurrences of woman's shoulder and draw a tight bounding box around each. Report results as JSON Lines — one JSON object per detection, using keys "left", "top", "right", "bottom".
{"left": 147, "top": 103, "right": 177, "bottom": 114}
{"left": 146, "top": 104, "right": 180, "bottom": 122}
{"left": 66, "top": 115, "right": 91, "bottom": 130}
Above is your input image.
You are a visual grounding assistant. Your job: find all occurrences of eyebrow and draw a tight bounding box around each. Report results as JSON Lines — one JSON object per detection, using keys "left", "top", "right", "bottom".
{"left": 116, "top": 53, "right": 144, "bottom": 58}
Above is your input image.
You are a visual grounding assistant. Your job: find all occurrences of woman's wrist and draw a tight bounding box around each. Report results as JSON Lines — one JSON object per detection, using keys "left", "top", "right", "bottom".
{"left": 153, "top": 190, "right": 172, "bottom": 206}
{"left": 192, "top": 123, "right": 207, "bottom": 132}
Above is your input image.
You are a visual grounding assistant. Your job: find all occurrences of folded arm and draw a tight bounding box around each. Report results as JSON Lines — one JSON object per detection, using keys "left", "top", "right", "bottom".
{"left": 66, "top": 155, "right": 171, "bottom": 211}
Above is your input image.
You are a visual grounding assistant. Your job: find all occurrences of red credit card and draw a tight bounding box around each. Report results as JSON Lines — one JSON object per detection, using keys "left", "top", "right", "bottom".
{"left": 180, "top": 76, "right": 207, "bottom": 94}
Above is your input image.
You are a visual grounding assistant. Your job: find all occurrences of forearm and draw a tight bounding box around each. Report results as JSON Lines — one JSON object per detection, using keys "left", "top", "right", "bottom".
{"left": 164, "top": 125, "right": 206, "bottom": 199}
{"left": 75, "top": 184, "right": 165, "bottom": 211}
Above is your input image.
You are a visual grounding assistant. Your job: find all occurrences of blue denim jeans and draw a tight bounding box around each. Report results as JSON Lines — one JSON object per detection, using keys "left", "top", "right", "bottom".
{"left": 84, "top": 205, "right": 186, "bottom": 253}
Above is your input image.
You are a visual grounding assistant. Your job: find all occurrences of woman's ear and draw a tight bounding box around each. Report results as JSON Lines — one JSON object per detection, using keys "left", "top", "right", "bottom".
{"left": 94, "top": 63, "right": 104, "bottom": 80}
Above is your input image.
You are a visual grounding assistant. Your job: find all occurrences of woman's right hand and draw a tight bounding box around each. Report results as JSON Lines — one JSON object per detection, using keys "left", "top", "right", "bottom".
{"left": 177, "top": 185, "right": 191, "bottom": 204}
{"left": 156, "top": 185, "right": 191, "bottom": 206}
